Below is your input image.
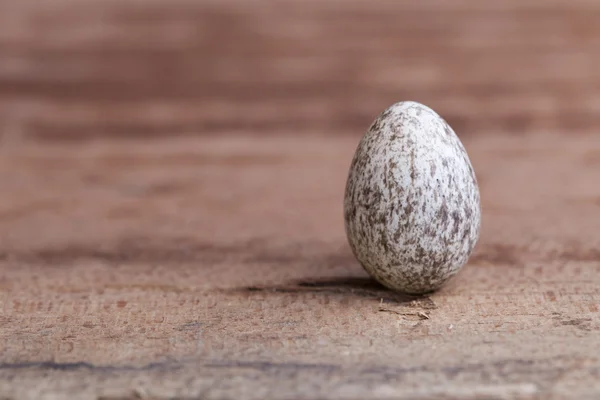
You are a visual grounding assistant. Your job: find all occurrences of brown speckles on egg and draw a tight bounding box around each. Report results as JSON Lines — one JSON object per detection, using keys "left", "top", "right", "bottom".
{"left": 344, "top": 101, "right": 481, "bottom": 294}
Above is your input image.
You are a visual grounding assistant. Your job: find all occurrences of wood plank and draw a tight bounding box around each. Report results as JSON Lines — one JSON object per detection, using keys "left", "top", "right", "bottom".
{"left": 1, "top": 0, "right": 600, "bottom": 399}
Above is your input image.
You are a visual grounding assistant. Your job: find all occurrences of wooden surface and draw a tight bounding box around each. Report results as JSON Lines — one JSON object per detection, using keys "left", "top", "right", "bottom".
{"left": 1, "top": 1, "right": 600, "bottom": 399}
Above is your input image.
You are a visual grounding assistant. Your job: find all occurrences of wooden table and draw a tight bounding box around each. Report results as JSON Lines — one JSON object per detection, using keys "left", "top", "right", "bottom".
{"left": 1, "top": 1, "right": 600, "bottom": 398}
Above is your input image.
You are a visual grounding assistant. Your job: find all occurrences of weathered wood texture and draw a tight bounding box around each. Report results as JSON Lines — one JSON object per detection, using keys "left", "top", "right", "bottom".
{"left": 1, "top": 1, "right": 600, "bottom": 399}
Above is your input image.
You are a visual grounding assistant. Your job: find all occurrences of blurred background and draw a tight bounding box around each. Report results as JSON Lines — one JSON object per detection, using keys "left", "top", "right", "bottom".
{"left": 2, "top": 0, "right": 600, "bottom": 142}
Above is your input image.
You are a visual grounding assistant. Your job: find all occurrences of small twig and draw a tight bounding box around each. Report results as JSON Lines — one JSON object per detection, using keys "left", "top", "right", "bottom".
{"left": 378, "top": 306, "right": 430, "bottom": 320}
{"left": 417, "top": 311, "right": 430, "bottom": 320}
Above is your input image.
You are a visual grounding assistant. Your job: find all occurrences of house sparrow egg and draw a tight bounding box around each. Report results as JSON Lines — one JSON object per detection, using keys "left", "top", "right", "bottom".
{"left": 344, "top": 101, "right": 481, "bottom": 294}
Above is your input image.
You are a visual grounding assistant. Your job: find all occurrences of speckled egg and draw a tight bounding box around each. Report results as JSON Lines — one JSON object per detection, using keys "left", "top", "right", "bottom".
{"left": 344, "top": 101, "right": 481, "bottom": 294}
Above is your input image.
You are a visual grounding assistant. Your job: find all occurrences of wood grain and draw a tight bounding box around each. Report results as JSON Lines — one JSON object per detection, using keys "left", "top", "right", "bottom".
{"left": 1, "top": 1, "right": 600, "bottom": 399}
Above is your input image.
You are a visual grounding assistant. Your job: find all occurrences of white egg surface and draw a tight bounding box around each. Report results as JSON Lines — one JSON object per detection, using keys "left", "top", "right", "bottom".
{"left": 344, "top": 101, "right": 481, "bottom": 294}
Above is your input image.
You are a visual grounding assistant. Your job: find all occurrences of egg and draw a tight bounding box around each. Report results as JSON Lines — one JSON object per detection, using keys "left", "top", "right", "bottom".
{"left": 344, "top": 101, "right": 481, "bottom": 294}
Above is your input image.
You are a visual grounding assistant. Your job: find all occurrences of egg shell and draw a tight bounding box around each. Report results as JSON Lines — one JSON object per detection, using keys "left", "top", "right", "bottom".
{"left": 344, "top": 101, "right": 481, "bottom": 294}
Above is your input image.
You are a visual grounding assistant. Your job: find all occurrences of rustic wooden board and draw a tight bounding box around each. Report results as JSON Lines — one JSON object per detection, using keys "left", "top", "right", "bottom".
{"left": 1, "top": 1, "right": 600, "bottom": 399}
